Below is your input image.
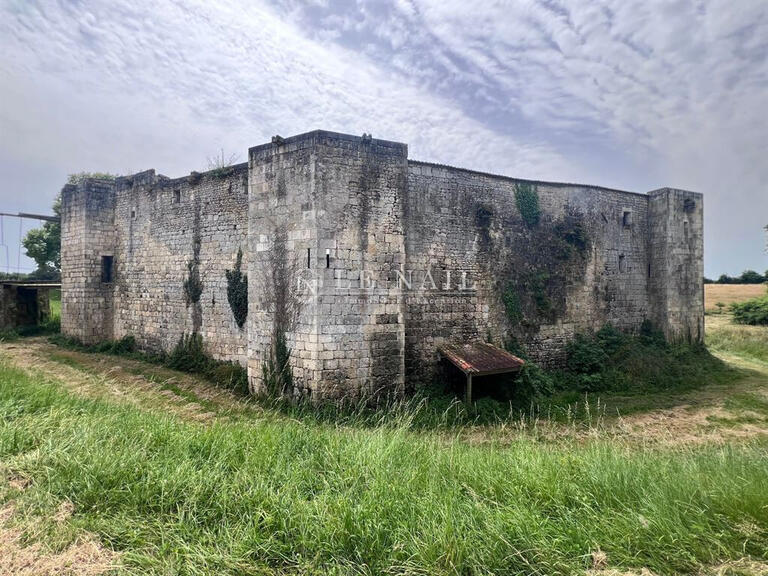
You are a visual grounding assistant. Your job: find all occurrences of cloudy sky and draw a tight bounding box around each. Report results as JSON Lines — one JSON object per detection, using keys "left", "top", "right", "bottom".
{"left": 1, "top": 0, "right": 766, "bottom": 276}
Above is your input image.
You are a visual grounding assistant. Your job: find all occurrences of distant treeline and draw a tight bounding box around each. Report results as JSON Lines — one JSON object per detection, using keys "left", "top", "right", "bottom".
{"left": 0, "top": 269, "right": 61, "bottom": 282}
{"left": 704, "top": 270, "right": 768, "bottom": 284}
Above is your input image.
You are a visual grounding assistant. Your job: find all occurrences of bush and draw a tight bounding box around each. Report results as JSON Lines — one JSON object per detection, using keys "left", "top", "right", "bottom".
{"left": 168, "top": 333, "right": 209, "bottom": 374}
{"left": 561, "top": 321, "right": 729, "bottom": 394}
{"left": 168, "top": 333, "right": 249, "bottom": 395}
{"left": 94, "top": 335, "right": 136, "bottom": 354}
{"left": 732, "top": 296, "right": 768, "bottom": 325}
{"left": 566, "top": 333, "right": 608, "bottom": 375}
{"left": 513, "top": 362, "right": 553, "bottom": 407}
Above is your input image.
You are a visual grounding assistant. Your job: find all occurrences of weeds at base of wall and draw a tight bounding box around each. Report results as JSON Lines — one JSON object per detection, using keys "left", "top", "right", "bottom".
{"left": 40, "top": 323, "right": 734, "bottom": 427}
{"left": 0, "top": 316, "right": 60, "bottom": 342}
{"left": 261, "top": 330, "right": 293, "bottom": 398}
{"left": 48, "top": 332, "right": 249, "bottom": 396}
{"left": 557, "top": 321, "right": 731, "bottom": 395}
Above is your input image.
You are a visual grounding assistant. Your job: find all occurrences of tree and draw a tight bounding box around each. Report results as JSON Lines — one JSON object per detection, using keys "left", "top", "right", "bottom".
{"left": 739, "top": 270, "right": 765, "bottom": 284}
{"left": 23, "top": 194, "right": 61, "bottom": 275}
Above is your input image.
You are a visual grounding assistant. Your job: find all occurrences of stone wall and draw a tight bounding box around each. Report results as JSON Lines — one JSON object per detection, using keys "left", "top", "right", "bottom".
{"left": 404, "top": 162, "right": 654, "bottom": 379}
{"left": 111, "top": 166, "right": 249, "bottom": 363}
{"left": 60, "top": 129, "right": 704, "bottom": 398}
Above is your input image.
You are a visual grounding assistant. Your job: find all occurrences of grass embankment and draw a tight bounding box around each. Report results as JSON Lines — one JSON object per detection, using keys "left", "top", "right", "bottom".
{"left": 708, "top": 314, "right": 768, "bottom": 364}
{"left": 1, "top": 352, "right": 768, "bottom": 574}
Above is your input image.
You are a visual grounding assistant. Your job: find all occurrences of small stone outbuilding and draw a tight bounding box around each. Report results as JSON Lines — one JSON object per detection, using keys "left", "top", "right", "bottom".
{"left": 0, "top": 281, "right": 57, "bottom": 331}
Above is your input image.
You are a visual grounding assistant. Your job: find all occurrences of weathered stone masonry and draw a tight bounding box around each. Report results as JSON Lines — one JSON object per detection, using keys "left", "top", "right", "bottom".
{"left": 61, "top": 130, "right": 704, "bottom": 398}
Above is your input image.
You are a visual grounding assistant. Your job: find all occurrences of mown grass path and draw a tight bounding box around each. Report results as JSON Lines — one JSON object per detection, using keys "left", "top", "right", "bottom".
{"left": 0, "top": 331, "right": 767, "bottom": 575}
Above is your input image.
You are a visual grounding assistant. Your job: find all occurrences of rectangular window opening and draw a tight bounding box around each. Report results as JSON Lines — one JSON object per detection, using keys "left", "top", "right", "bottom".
{"left": 173, "top": 189, "right": 181, "bottom": 204}
{"left": 130, "top": 208, "right": 136, "bottom": 219}
{"left": 622, "top": 211, "right": 632, "bottom": 227}
{"left": 326, "top": 249, "right": 330, "bottom": 268}
{"left": 101, "top": 255, "right": 114, "bottom": 283}
{"left": 307, "top": 248, "right": 311, "bottom": 269}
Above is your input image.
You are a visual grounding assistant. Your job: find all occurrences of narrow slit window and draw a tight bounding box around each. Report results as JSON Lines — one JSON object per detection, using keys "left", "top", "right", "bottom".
{"left": 307, "top": 248, "right": 311, "bottom": 269}
{"left": 684, "top": 221, "right": 689, "bottom": 242}
{"left": 618, "top": 254, "right": 626, "bottom": 273}
{"left": 173, "top": 189, "right": 181, "bottom": 204}
{"left": 101, "top": 255, "right": 114, "bottom": 283}
{"left": 326, "top": 249, "right": 330, "bottom": 268}
{"left": 130, "top": 208, "right": 136, "bottom": 219}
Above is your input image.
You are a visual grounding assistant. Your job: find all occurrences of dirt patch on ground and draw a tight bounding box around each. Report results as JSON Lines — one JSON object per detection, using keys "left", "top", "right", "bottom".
{"left": 0, "top": 503, "right": 118, "bottom": 575}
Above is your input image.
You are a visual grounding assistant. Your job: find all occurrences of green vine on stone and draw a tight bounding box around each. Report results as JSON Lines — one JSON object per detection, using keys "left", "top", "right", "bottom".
{"left": 502, "top": 284, "right": 522, "bottom": 325}
{"left": 225, "top": 248, "right": 248, "bottom": 329}
{"left": 514, "top": 182, "right": 540, "bottom": 227}
{"left": 183, "top": 260, "right": 203, "bottom": 306}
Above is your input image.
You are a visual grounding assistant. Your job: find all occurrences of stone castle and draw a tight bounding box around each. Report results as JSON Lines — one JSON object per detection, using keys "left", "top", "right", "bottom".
{"left": 61, "top": 130, "right": 704, "bottom": 398}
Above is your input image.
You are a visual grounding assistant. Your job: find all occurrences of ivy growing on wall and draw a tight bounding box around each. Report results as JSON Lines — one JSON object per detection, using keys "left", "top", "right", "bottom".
{"left": 514, "top": 182, "right": 541, "bottom": 227}
{"left": 502, "top": 285, "right": 522, "bottom": 325}
{"left": 183, "top": 260, "right": 203, "bottom": 306}
{"left": 225, "top": 248, "right": 248, "bottom": 329}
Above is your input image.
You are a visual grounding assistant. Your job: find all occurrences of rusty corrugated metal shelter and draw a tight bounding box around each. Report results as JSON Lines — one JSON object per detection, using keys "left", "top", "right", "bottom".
{"left": 438, "top": 342, "right": 525, "bottom": 403}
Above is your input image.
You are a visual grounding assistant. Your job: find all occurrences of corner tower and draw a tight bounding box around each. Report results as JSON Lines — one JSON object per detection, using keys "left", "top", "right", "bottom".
{"left": 60, "top": 178, "right": 117, "bottom": 343}
{"left": 247, "top": 131, "right": 408, "bottom": 399}
{"left": 648, "top": 187, "right": 704, "bottom": 342}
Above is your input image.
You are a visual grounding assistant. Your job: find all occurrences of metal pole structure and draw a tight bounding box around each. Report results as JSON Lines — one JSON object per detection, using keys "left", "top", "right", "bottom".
{"left": 0, "top": 212, "right": 60, "bottom": 223}
{"left": 0, "top": 212, "right": 59, "bottom": 273}
{"left": 465, "top": 373, "right": 473, "bottom": 404}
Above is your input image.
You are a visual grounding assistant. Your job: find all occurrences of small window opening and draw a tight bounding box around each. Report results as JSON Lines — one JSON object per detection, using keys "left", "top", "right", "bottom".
{"left": 130, "top": 208, "right": 136, "bottom": 219}
{"left": 307, "top": 248, "right": 311, "bottom": 269}
{"left": 618, "top": 254, "right": 626, "bottom": 273}
{"left": 622, "top": 211, "right": 632, "bottom": 227}
{"left": 173, "top": 189, "right": 181, "bottom": 204}
{"left": 684, "top": 221, "right": 689, "bottom": 241}
{"left": 326, "top": 249, "right": 330, "bottom": 268}
{"left": 101, "top": 255, "right": 114, "bottom": 283}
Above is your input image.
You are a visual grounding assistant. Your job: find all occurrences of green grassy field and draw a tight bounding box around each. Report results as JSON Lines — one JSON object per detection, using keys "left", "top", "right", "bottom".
{"left": 0, "top": 319, "right": 767, "bottom": 575}
{"left": 49, "top": 288, "right": 61, "bottom": 319}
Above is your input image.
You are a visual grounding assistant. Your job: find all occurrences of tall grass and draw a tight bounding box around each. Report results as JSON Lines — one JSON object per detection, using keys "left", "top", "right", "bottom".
{"left": 707, "top": 320, "right": 768, "bottom": 363}
{"left": 1, "top": 361, "right": 766, "bottom": 575}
